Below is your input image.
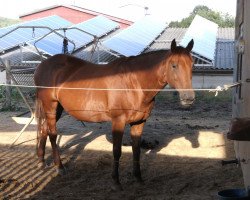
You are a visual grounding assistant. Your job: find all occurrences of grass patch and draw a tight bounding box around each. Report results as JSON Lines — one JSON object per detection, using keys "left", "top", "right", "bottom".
{"left": 0, "top": 85, "right": 233, "bottom": 111}
{"left": 0, "top": 86, "right": 27, "bottom": 111}
{"left": 156, "top": 89, "right": 232, "bottom": 103}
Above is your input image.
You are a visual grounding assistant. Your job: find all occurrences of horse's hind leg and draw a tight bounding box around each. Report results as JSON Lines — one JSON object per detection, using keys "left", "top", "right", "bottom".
{"left": 37, "top": 120, "right": 48, "bottom": 168}
{"left": 44, "top": 101, "right": 65, "bottom": 174}
{"left": 111, "top": 119, "right": 125, "bottom": 190}
{"left": 47, "top": 115, "right": 65, "bottom": 174}
{"left": 36, "top": 99, "right": 48, "bottom": 168}
{"left": 130, "top": 121, "right": 145, "bottom": 183}
{"left": 56, "top": 102, "right": 64, "bottom": 122}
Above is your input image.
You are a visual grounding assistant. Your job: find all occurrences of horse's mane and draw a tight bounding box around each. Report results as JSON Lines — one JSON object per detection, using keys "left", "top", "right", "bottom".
{"left": 109, "top": 49, "right": 170, "bottom": 69}
{"left": 62, "top": 47, "right": 191, "bottom": 71}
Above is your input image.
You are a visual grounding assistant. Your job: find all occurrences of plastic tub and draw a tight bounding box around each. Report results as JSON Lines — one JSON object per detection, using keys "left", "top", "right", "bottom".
{"left": 218, "top": 189, "right": 249, "bottom": 200}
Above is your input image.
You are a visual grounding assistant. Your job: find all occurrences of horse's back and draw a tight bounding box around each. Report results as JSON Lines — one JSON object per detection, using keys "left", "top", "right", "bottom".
{"left": 34, "top": 54, "right": 97, "bottom": 86}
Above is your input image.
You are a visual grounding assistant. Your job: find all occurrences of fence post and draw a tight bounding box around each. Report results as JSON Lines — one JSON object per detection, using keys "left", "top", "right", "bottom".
{"left": 4, "top": 60, "right": 11, "bottom": 109}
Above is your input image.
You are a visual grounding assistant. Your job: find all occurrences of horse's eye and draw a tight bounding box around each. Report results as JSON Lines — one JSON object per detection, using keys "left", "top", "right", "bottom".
{"left": 171, "top": 64, "right": 178, "bottom": 69}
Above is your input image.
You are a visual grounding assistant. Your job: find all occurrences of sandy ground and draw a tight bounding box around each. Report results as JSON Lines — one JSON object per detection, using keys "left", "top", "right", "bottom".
{"left": 0, "top": 92, "right": 244, "bottom": 200}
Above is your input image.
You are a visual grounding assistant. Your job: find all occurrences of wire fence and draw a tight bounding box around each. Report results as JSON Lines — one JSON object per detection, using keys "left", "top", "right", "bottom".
{"left": 0, "top": 82, "right": 235, "bottom": 111}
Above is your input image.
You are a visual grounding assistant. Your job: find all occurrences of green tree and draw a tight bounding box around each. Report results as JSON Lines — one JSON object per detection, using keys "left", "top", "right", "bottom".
{"left": 169, "top": 5, "right": 235, "bottom": 28}
{"left": 0, "top": 17, "right": 20, "bottom": 28}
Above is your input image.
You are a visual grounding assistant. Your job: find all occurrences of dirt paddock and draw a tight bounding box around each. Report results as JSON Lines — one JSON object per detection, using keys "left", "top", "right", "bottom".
{"left": 0, "top": 91, "right": 244, "bottom": 199}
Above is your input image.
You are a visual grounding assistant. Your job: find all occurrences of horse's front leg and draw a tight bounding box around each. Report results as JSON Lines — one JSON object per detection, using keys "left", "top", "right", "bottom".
{"left": 130, "top": 121, "right": 145, "bottom": 183}
{"left": 47, "top": 114, "right": 65, "bottom": 175}
{"left": 111, "top": 119, "right": 125, "bottom": 190}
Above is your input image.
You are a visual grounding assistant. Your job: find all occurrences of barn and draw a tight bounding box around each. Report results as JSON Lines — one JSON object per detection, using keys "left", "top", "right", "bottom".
{"left": 0, "top": 1, "right": 250, "bottom": 199}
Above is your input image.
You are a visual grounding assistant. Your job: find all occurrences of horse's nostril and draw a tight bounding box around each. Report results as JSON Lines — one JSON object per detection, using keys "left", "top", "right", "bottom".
{"left": 180, "top": 97, "right": 195, "bottom": 108}
{"left": 189, "top": 97, "right": 195, "bottom": 102}
{"left": 180, "top": 97, "right": 195, "bottom": 103}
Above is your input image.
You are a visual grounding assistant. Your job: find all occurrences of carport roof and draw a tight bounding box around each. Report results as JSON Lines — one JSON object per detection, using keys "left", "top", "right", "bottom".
{"left": 0, "top": 15, "right": 72, "bottom": 52}
{"left": 30, "top": 15, "right": 120, "bottom": 55}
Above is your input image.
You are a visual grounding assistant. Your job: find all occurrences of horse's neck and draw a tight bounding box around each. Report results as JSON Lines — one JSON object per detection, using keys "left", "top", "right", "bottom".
{"left": 113, "top": 51, "right": 169, "bottom": 103}
{"left": 135, "top": 62, "right": 168, "bottom": 103}
{"left": 138, "top": 58, "right": 167, "bottom": 88}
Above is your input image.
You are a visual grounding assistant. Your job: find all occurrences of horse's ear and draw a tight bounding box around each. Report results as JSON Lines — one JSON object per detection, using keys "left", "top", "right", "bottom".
{"left": 171, "top": 39, "right": 176, "bottom": 52}
{"left": 186, "top": 39, "right": 194, "bottom": 52}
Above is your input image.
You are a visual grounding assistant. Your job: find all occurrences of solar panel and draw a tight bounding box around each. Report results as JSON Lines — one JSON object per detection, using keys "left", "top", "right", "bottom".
{"left": 0, "top": 15, "right": 72, "bottom": 52}
{"left": 33, "top": 15, "right": 120, "bottom": 55}
{"left": 32, "top": 30, "right": 92, "bottom": 55}
{"left": 74, "top": 15, "right": 120, "bottom": 37}
{"left": 179, "top": 15, "right": 218, "bottom": 61}
{"left": 103, "top": 16, "right": 167, "bottom": 56}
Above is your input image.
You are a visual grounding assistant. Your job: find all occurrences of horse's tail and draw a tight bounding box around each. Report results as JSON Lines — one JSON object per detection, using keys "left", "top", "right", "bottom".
{"left": 35, "top": 97, "right": 47, "bottom": 152}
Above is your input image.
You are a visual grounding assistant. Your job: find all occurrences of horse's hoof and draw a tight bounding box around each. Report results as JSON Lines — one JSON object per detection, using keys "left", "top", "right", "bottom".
{"left": 55, "top": 166, "right": 67, "bottom": 176}
{"left": 135, "top": 178, "right": 145, "bottom": 185}
{"left": 37, "top": 161, "right": 46, "bottom": 169}
{"left": 133, "top": 172, "right": 144, "bottom": 184}
{"left": 111, "top": 183, "right": 123, "bottom": 191}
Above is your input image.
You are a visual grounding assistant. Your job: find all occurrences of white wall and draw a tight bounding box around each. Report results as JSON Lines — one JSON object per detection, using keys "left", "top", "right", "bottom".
{"left": 193, "top": 74, "right": 233, "bottom": 89}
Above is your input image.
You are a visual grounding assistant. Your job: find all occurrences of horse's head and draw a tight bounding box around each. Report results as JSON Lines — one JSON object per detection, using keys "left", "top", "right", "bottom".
{"left": 164, "top": 39, "right": 195, "bottom": 108}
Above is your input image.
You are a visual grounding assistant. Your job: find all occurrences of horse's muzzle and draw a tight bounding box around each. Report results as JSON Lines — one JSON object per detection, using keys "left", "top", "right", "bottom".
{"left": 179, "top": 91, "right": 195, "bottom": 108}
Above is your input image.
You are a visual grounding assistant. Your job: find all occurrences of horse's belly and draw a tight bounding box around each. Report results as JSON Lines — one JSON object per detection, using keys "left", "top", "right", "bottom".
{"left": 58, "top": 90, "right": 153, "bottom": 123}
{"left": 68, "top": 110, "right": 111, "bottom": 122}
{"left": 58, "top": 90, "right": 110, "bottom": 122}
{"left": 62, "top": 101, "right": 110, "bottom": 122}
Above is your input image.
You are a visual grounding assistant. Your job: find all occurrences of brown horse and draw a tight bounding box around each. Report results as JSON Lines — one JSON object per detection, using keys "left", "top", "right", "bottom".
{"left": 34, "top": 39, "right": 194, "bottom": 190}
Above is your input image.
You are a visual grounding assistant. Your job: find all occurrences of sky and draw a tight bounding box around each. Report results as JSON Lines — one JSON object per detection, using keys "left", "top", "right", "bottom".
{"left": 0, "top": 0, "right": 237, "bottom": 22}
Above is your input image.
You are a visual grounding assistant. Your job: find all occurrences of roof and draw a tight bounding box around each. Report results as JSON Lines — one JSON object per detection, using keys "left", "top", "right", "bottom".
{"left": 217, "top": 28, "right": 235, "bottom": 41}
{"left": 19, "top": 4, "right": 133, "bottom": 26}
{"left": 146, "top": 28, "right": 186, "bottom": 51}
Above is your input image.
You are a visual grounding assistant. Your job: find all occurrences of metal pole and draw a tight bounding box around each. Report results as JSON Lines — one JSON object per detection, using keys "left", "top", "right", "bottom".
{"left": 4, "top": 60, "right": 11, "bottom": 109}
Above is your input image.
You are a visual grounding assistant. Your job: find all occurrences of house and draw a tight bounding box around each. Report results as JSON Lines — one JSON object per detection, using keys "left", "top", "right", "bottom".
{"left": 19, "top": 4, "right": 133, "bottom": 29}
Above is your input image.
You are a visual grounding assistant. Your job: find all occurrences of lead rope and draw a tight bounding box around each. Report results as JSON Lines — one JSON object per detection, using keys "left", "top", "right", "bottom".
{"left": 209, "top": 82, "right": 241, "bottom": 96}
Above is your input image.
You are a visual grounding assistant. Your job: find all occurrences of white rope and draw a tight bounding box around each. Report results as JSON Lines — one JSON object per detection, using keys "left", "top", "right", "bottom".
{"left": 209, "top": 86, "right": 224, "bottom": 97}
{"left": 0, "top": 82, "right": 241, "bottom": 95}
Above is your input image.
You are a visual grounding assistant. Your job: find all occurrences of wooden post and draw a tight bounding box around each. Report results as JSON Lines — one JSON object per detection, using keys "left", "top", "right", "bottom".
{"left": 4, "top": 60, "right": 11, "bottom": 109}
{"left": 233, "top": 0, "right": 250, "bottom": 190}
